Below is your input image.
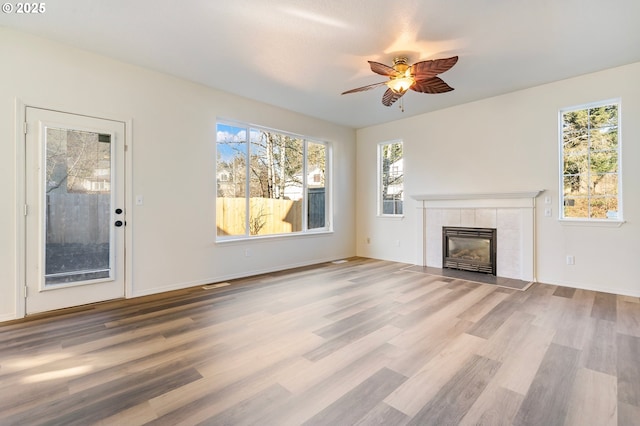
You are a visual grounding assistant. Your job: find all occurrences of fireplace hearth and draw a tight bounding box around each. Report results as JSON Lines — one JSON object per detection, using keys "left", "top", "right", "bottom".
{"left": 442, "top": 227, "right": 497, "bottom": 275}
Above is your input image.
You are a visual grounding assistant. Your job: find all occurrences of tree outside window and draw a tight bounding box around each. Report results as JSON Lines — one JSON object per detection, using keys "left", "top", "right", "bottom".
{"left": 379, "top": 141, "right": 403, "bottom": 215}
{"left": 216, "top": 122, "right": 328, "bottom": 238}
{"left": 561, "top": 101, "right": 621, "bottom": 220}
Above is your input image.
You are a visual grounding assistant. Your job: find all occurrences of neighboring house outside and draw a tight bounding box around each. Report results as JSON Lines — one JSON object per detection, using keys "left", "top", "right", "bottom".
{"left": 73, "top": 164, "right": 111, "bottom": 193}
{"left": 382, "top": 157, "right": 403, "bottom": 215}
{"left": 284, "top": 167, "right": 324, "bottom": 201}
{"left": 216, "top": 164, "right": 238, "bottom": 197}
{"left": 386, "top": 157, "right": 403, "bottom": 199}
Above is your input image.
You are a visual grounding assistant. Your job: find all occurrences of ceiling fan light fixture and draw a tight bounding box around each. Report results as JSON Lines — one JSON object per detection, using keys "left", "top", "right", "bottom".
{"left": 386, "top": 76, "right": 415, "bottom": 94}
{"left": 386, "top": 57, "right": 415, "bottom": 94}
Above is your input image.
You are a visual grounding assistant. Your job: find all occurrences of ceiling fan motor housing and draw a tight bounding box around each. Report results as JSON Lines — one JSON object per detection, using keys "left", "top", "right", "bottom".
{"left": 392, "top": 57, "right": 410, "bottom": 73}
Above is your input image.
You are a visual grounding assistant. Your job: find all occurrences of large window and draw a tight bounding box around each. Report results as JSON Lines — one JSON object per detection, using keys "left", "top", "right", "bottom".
{"left": 216, "top": 121, "right": 329, "bottom": 239}
{"left": 378, "top": 140, "right": 403, "bottom": 216}
{"left": 560, "top": 100, "right": 621, "bottom": 220}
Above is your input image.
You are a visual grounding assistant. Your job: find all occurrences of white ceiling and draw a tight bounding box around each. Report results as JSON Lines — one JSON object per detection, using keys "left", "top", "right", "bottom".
{"left": 2, "top": 0, "right": 640, "bottom": 129}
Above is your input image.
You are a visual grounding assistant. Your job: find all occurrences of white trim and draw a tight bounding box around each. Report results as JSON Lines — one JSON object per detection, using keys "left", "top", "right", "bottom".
{"left": 14, "top": 98, "right": 26, "bottom": 319}
{"left": 124, "top": 119, "right": 133, "bottom": 300}
{"left": 129, "top": 255, "right": 344, "bottom": 298}
{"left": 325, "top": 141, "right": 334, "bottom": 232}
{"left": 558, "top": 99, "right": 622, "bottom": 222}
{"left": 216, "top": 229, "right": 334, "bottom": 245}
{"left": 540, "top": 278, "right": 640, "bottom": 298}
{"left": 377, "top": 139, "right": 404, "bottom": 217}
{"left": 0, "top": 313, "right": 19, "bottom": 323}
{"left": 559, "top": 218, "right": 625, "bottom": 228}
{"left": 302, "top": 139, "right": 309, "bottom": 230}
{"left": 412, "top": 191, "right": 543, "bottom": 209}
{"left": 16, "top": 100, "right": 132, "bottom": 318}
{"left": 411, "top": 191, "right": 543, "bottom": 201}
{"left": 377, "top": 215, "right": 405, "bottom": 220}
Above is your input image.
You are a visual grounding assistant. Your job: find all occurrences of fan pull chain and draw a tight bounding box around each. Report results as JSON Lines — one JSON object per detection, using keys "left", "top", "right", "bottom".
{"left": 399, "top": 97, "right": 405, "bottom": 112}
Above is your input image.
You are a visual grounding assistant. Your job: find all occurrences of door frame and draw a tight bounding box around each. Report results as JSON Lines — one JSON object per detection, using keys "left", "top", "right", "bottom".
{"left": 14, "top": 98, "right": 134, "bottom": 318}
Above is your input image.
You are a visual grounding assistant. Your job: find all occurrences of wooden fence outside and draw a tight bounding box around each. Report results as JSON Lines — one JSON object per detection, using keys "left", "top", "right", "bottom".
{"left": 307, "top": 188, "right": 325, "bottom": 229}
{"left": 47, "top": 191, "right": 326, "bottom": 242}
{"left": 46, "top": 193, "right": 111, "bottom": 244}
{"left": 217, "top": 197, "right": 303, "bottom": 236}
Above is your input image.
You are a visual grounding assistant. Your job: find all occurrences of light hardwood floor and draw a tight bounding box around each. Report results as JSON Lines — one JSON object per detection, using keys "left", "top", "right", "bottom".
{"left": 1, "top": 257, "right": 639, "bottom": 425}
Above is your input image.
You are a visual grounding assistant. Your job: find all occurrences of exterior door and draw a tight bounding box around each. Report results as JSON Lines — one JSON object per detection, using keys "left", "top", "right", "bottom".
{"left": 25, "top": 108, "right": 126, "bottom": 314}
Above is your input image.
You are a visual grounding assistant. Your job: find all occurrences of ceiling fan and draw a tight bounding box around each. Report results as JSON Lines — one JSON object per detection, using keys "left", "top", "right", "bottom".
{"left": 341, "top": 56, "right": 458, "bottom": 110}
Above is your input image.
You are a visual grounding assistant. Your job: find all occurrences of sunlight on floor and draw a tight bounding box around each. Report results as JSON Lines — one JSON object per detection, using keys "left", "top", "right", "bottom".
{"left": 23, "top": 365, "right": 93, "bottom": 384}
{"left": 3, "top": 352, "right": 71, "bottom": 371}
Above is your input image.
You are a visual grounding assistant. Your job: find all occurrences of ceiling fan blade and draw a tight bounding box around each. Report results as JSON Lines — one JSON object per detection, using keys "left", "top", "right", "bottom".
{"left": 382, "top": 88, "right": 404, "bottom": 106}
{"left": 411, "top": 77, "right": 454, "bottom": 94}
{"left": 368, "top": 61, "right": 398, "bottom": 77}
{"left": 410, "top": 56, "right": 459, "bottom": 79}
{"left": 341, "top": 81, "right": 388, "bottom": 95}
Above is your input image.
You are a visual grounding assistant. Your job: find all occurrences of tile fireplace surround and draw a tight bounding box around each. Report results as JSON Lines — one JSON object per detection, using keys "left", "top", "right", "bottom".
{"left": 412, "top": 191, "right": 543, "bottom": 282}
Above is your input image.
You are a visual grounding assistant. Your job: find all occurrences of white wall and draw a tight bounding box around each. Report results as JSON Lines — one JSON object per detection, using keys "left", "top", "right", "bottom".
{"left": 0, "top": 28, "right": 356, "bottom": 321}
{"left": 357, "top": 61, "right": 640, "bottom": 297}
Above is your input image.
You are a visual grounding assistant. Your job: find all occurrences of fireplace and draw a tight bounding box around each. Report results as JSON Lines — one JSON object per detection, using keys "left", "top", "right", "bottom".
{"left": 442, "top": 227, "right": 497, "bottom": 275}
{"left": 412, "top": 191, "right": 542, "bottom": 281}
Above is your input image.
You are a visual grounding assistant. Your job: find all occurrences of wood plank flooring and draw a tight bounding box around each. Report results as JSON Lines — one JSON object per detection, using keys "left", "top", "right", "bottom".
{"left": 1, "top": 257, "right": 639, "bottom": 425}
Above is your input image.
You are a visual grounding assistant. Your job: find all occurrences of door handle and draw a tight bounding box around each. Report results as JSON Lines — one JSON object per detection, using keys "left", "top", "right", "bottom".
{"left": 114, "top": 220, "right": 124, "bottom": 227}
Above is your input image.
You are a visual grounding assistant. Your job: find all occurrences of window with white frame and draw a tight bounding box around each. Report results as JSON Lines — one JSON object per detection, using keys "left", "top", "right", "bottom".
{"left": 560, "top": 100, "right": 621, "bottom": 220}
{"left": 216, "top": 121, "right": 330, "bottom": 239}
{"left": 379, "top": 140, "right": 403, "bottom": 216}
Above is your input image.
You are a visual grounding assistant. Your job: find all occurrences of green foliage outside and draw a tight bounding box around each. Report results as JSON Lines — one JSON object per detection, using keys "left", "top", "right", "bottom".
{"left": 381, "top": 142, "right": 403, "bottom": 215}
{"left": 562, "top": 104, "right": 619, "bottom": 219}
{"left": 217, "top": 125, "right": 326, "bottom": 236}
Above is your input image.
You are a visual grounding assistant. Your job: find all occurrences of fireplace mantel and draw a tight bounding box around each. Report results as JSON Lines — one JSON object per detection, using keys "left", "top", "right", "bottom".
{"left": 411, "top": 190, "right": 544, "bottom": 209}
{"left": 411, "top": 191, "right": 543, "bottom": 201}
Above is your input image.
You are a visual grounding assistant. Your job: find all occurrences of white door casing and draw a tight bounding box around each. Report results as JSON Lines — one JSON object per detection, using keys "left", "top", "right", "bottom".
{"left": 24, "top": 107, "right": 126, "bottom": 314}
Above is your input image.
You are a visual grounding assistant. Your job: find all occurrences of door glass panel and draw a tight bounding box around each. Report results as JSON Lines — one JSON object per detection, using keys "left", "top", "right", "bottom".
{"left": 45, "top": 127, "right": 112, "bottom": 285}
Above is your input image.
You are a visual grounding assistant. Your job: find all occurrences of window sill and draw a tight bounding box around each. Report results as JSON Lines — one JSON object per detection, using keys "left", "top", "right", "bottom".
{"left": 216, "top": 229, "right": 334, "bottom": 245}
{"left": 558, "top": 219, "right": 625, "bottom": 228}
{"left": 377, "top": 214, "right": 404, "bottom": 220}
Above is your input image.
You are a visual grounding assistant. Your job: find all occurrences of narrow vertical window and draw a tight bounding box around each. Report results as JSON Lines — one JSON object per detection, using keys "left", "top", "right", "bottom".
{"left": 379, "top": 141, "right": 403, "bottom": 216}
{"left": 560, "top": 101, "right": 621, "bottom": 220}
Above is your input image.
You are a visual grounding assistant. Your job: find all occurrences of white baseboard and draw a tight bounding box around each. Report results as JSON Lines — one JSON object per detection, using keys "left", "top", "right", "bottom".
{"left": 0, "top": 312, "right": 18, "bottom": 323}
{"left": 129, "top": 256, "right": 346, "bottom": 299}
{"left": 537, "top": 278, "right": 640, "bottom": 298}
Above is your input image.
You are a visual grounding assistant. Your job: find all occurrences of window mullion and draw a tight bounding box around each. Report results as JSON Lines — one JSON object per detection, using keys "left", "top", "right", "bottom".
{"left": 302, "top": 140, "right": 308, "bottom": 231}
{"left": 587, "top": 114, "right": 591, "bottom": 218}
{"left": 245, "top": 126, "right": 251, "bottom": 236}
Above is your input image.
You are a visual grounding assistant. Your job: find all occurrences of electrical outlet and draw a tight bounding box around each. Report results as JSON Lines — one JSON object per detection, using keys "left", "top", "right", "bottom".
{"left": 136, "top": 195, "right": 144, "bottom": 205}
{"left": 566, "top": 255, "right": 575, "bottom": 265}
{"left": 244, "top": 248, "right": 252, "bottom": 257}
{"left": 544, "top": 196, "right": 552, "bottom": 204}
{"left": 544, "top": 207, "right": 552, "bottom": 217}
